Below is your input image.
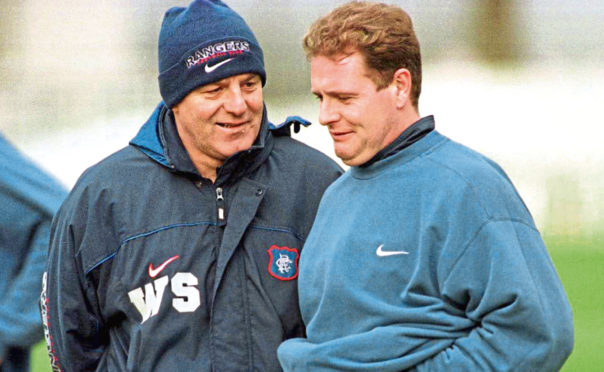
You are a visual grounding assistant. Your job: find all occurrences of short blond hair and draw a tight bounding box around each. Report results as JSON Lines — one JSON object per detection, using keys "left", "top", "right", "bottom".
{"left": 303, "top": 1, "right": 422, "bottom": 108}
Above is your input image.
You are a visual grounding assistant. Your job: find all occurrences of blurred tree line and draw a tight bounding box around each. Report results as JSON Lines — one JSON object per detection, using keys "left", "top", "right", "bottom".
{"left": 1, "top": 0, "right": 525, "bottom": 131}
{"left": 1, "top": 0, "right": 602, "bottom": 135}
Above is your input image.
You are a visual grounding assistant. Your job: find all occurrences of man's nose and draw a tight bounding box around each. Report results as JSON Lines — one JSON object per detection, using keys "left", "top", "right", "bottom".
{"left": 223, "top": 86, "right": 247, "bottom": 116}
{"left": 318, "top": 99, "right": 339, "bottom": 126}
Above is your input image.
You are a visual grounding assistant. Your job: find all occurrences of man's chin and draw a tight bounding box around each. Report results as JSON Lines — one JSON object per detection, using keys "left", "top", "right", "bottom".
{"left": 336, "top": 151, "right": 372, "bottom": 167}
{"left": 336, "top": 152, "right": 358, "bottom": 167}
{"left": 221, "top": 142, "right": 254, "bottom": 158}
{"left": 334, "top": 144, "right": 357, "bottom": 165}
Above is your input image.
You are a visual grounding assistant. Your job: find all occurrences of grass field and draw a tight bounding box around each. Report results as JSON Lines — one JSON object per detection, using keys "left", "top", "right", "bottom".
{"left": 30, "top": 235, "right": 603, "bottom": 371}
{"left": 544, "top": 235, "right": 604, "bottom": 371}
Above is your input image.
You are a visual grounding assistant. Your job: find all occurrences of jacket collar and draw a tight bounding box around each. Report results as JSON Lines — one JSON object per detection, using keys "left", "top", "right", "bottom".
{"left": 130, "top": 102, "right": 273, "bottom": 185}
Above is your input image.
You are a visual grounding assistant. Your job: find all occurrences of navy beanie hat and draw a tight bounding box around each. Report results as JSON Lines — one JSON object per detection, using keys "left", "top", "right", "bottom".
{"left": 158, "top": 0, "right": 266, "bottom": 108}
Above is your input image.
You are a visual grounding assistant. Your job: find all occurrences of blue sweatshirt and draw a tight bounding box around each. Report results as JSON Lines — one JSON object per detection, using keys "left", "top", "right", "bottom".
{"left": 0, "top": 133, "right": 67, "bottom": 371}
{"left": 278, "top": 127, "right": 573, "bottom": 371}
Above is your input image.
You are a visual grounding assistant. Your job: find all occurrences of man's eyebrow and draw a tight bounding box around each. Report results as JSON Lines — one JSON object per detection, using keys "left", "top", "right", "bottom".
{"left": 316, "top": 90, "right": 357, "bottom": 97}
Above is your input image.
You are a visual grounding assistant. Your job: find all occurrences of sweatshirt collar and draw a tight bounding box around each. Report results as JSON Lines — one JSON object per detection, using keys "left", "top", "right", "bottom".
{"left": 360, "top": 115, "right": 435, "bottom": 168}
{"left": 350, "top": 116, "right": 445, "bottom": 179}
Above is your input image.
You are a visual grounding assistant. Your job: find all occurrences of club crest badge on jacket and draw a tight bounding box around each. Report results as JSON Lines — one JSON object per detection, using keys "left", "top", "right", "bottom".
{"left": 267, "top": 245, "right": 299, "bottom": 281}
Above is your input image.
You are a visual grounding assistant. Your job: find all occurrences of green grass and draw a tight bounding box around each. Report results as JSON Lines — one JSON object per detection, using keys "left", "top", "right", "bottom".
{"left": 30, "top": 235, "right": 603, "bottom": 371}
{"left": 546, "top": 235, "right": 604, "bottom": 371}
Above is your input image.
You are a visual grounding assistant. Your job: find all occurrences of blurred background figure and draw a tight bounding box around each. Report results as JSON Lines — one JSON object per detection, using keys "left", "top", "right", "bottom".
{"left": 0, "top": 133, "right": 67, "bottom": 372}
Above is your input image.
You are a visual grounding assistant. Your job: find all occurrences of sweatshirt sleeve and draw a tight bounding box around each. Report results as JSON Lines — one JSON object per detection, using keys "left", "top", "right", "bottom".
{"left": 42, "top": 191, "right": 109, "bottom": 372}
{"left": 0, "top": 134, "right": 68, "bottom": 361}
{"left": 414, "top": 220, "right": 574, "bottom": 372}
{"left": 0, "top": 219, "right": 50, "bottom": 357}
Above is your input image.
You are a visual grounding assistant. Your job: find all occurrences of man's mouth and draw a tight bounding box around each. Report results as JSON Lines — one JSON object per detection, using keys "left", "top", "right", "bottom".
{"left": 330, "top": 130, "right": 353, "bottom": 140}
{"left": 217, "top": 122, "right": 245, "bottom": 128}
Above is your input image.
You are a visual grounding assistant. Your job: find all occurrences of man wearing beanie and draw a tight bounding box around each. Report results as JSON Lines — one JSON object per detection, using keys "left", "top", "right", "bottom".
{"left": 42, "top": 1, "right": 341, "bottom": 371}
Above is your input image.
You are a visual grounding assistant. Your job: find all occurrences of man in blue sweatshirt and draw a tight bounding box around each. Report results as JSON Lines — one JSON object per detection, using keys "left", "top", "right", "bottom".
{"left": 278, "top": 2, "right": 573, "bottom": 371}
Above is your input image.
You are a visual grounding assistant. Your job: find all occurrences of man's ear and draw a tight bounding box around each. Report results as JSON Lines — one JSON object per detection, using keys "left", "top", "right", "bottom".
{"left": 392, "top": 68, "right": 412, "bottom": 109}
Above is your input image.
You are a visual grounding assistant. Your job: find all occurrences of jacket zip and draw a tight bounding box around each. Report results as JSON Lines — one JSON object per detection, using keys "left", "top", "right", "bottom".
{"left": 216, "top": 187, "right": 225, "bottom": 221}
